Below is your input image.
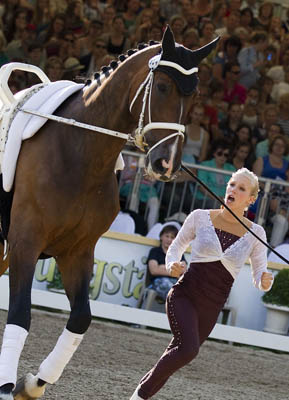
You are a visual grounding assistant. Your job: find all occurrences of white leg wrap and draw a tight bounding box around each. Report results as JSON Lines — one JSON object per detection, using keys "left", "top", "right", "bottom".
{"left": 130, "top": 386, "right": 144, "bottom": 400}
{"left": 37, "top": 328, "right": 83, "bottom": 384}
{"left": 0, "top": 324, "right": 28, "bottom": 387}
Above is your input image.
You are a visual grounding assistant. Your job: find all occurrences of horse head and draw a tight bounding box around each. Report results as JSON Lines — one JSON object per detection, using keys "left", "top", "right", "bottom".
{"left": 130, "top": 26, "right": 219, "bottom": 181}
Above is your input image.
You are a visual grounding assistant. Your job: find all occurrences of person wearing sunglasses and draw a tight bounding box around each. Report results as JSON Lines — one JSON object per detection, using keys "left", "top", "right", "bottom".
{"left": 195, "top": 139, "right": 236, "bottom": 209}
{"left": 223, "top": 61, "right": 247, "bottom": 105}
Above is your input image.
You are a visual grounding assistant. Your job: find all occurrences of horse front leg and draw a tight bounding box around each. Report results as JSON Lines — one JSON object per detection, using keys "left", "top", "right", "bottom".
{"left": 0, "top": 248, "right": 38, "bottom": 400}
{"left": 13, "top": 249, "right": 94, "bottom": 399}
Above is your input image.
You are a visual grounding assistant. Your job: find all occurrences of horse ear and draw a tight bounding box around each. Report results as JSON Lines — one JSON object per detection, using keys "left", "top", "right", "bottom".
{"left": 192, "top": 37, "right": 220, "bottom": 65}
{"left": 161, "top": 25, "right": 175, "bottom": 55}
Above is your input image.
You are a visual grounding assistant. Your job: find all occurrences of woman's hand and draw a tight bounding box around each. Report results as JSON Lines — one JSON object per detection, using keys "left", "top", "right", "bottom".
{"left": 169, "top": 261, "right": 187, "bottom": 278}
{"left": 261, "top": 271, "right": 274, "bottom": 291}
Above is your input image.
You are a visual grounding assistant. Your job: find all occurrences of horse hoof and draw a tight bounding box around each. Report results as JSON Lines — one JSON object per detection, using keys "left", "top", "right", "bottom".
{"left": 13, "top": 374, "right": 46, "bottom": 399}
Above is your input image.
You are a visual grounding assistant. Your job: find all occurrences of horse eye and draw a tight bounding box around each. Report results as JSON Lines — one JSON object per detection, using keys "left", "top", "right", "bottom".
{"left": 157, "top": 83, "right": 168, "bottom": 93}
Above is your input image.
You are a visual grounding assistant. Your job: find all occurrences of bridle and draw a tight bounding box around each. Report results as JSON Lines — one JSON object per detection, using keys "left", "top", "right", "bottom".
{"left": 129, "top": 53, "right": 198, "bottom": 153}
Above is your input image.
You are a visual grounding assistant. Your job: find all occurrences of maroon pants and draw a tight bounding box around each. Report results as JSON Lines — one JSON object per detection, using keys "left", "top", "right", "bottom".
{"left": 138, "top": 260, "right": 234, "bottom": 399}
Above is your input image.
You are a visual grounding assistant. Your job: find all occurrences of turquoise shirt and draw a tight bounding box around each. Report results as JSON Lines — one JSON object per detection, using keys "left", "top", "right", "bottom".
{"left": 196, "top": 159, "right": 236, "bottom": 200}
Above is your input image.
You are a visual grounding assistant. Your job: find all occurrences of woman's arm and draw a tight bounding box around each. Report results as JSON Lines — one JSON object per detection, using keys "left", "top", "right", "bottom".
{"left": 252, "top": 157, "right": 264, "bottom": 177}
{"left": 148, "top": 259, "right": 171, "bottom": 277}
{"left": 199, "top": 130, "right": 210, "bottom": 162}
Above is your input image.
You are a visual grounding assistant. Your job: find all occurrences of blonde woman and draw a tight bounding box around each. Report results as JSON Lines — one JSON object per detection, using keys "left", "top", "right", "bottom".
{"left": 130, "top": 168, "right": 273, "bottom": 400}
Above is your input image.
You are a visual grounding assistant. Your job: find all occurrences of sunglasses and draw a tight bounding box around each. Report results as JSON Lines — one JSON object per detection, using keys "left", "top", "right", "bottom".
{"left": 95, "top": 44, "right": 106, "bottom": 49}
{"left": 231, "top": 70, "right": 240, "bottom": 75}
{"left": 216, "top": 150, "right": 230, "bottom": 157}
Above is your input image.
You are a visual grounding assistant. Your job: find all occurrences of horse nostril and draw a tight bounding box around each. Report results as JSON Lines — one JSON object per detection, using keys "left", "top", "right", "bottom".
{"left": 153, "top": 158, "right": 168, "bottom": 174}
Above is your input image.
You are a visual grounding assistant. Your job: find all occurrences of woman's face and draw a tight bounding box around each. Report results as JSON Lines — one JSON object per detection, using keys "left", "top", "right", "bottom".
{"left": 237, "top": 127, "right": 250, "bottom": 142}
{"left": 225, "top": 175, "right": 254, "bottom": 210}
{"left": 240, "top": 11, "right": 252, "bottom": 26}
{"left": 271, "top": 138, "right": 286, "bottom": 157}
{"left": 236, "top": 145, "right": 250, "bottom": 160}
{"left": 213, "top": 147, "right": 230, "bottom": 167}
{"left": 191, "top": 106, "right": 204, "bottom": 124}
{"left": 202, "top": 23, "right": 215, "bottom": 38}
{"left": 113, "top": 17, "right": 125, "bottom": 32}
{"left": 160, "top": 232, "right": 176, "bottom": 251}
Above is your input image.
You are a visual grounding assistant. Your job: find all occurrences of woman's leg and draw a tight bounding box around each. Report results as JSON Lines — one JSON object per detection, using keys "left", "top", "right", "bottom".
{"left": 135, "top": 290, "right": 200, "bottom": 399}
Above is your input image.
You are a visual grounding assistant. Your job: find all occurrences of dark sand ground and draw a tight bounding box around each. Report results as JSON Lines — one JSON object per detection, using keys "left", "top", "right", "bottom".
{"left": 0, "top": 310, "right": 288, "bottom": 400}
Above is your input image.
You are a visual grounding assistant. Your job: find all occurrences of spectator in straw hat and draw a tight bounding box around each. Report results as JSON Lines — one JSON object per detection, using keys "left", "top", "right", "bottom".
{"left": 63, "top": 56, "right": 85, "bottom": 80}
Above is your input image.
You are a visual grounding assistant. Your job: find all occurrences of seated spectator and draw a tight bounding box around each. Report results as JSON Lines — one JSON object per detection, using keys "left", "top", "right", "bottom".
{"left": 122, "top": 0, "right": 142, "bottom": 32}
{"left": 5, "top": 7, "right": 30, "bottom": 43}
{"left": 219, "top": 102, "right": 243, "bottom": 141}
{"left": 277, "top": 93, "right": 289, "bottom": 136}
{"left": 76, "top": 20, "right": 103, "bottom": 58}
{"left": 59, "top": 30, "right": 78, "bottom": 61}
{"left": 238, "top": 31, "right": 268, "bottom": 89}
{"left": 44, "top": 56, "right": 64, "bottom": 81}
{"left": 62, "top": 57, "right": 85, "bottom": 80}
{"left": 197, "top": 84, "right": 219, "bottom": 140}
{"left": 269, "top": 164, "right": 289, "bottom": 247}
{"left": 230, "top": 141, "right": 254, "bottom": 170}
{"left": 147, "top": 23, "right": 163, "bottom": 43}
{"left": 169, "top": 14, "right": 185, "bottom": 43}
{"left": 80, "top": 38, "right": 109, "bottom": 76}
{"left": 240, "top": 7, "right": 254, "bottom": 34}
{"left": 198, "top": 62, "right": 213, "bottom": 87}
{"left": 182, "top": 28, "right": 200, "bottom": 50}
{"left": 101, "top": 15, "right": 131, "bottom": 57}
{"left": 255, "top": 123, "right": 284, "bottom": 159}
{"left": 101, "top": 5, "right": 116, "bottom": 34}
{"left": 241, "top": 0, "right": 259, "bottom": 18}
{"left": 149, "top": 0, "right": 166, "bottom": 27}
{"left": 83, "top": 0, "right": 104, "bottom": 22}
{"left": 253, "top": 134, "right": 289, "bottom": 181}
{"left": 271, "top": 67, "right": 289, "bottom": 103}
{"left": 252, "top": 104, "right": 279, "bottom": 144}
{"left": 192, "top": 0, "right": 213, "bottom": 27}
{"left": 242, "top": 85, "right": 260, "bottom": 130}
{"left": 267, "top": 48, "right": 289, "bottom": 84}
{"left": 257, "top": 75, "right": 274, "bottom": 107}
{"left": 196, "top": 140, "right": 236, "bottom": 209}
{"left": 27, "top": 41, "right": 46, "bottom": 70}
{"left": 211, "top": 1, "right": 227, "bottom": 30}
{"left": 184, "top": 103, "right": 210, "bottom": 163}
{"left": 212, "top": 35, "right": 242, "bottom": 83}
{"left": 199, "top": 21, "right": 216, "bottom": 47}
{"left": 130, "top": 7, "right": 154, "bottom": 45}
{"left": 234, "top": 123, "right": 252, "bottom": 146}
{"left": 254, "top": 2, "right": 274, "bottom": 32}
{"left": 39, "top": 13, "right": 66, "bottom": 48}
{"left": 119, "top": 154, "right": 159, "bottom": 232}
{"left": 223, "top": 61, "right": 247, "bottom": 104}
{"left": 208, "top": 79, "right": 228, "bottom": 124}
{"left": 215, "top": 11, "right": 241, "bottom": 38}
{"left": 146, "top": 224, "right": 186, "bottom": 302}
{"left": 65, "top": 0, "right": 89, "bottom": 38}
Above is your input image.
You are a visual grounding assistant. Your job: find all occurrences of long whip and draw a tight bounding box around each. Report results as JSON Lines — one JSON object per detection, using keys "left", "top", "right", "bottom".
{"left": 181, "top": 163, "right": 289, "bottom": 265}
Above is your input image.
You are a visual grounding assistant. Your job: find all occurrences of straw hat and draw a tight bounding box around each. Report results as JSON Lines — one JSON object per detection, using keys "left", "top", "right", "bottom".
{"left": 64, "top": 57, "right": 85, "bottom": 72}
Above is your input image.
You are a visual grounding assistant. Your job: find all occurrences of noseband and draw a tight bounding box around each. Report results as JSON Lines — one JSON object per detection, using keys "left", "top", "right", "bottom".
{"left": 129, "top": 54, "right": 198, "bottom": 153}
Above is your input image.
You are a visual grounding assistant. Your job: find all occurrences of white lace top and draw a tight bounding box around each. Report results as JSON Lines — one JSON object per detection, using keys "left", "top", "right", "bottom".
{"left": 166, "top": 209, "right": 273, "bottom": 291}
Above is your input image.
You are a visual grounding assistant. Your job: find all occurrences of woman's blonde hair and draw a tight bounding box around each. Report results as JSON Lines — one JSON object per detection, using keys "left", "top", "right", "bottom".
{"left": 230, "top": 168, "right": 259, "bottom": 201}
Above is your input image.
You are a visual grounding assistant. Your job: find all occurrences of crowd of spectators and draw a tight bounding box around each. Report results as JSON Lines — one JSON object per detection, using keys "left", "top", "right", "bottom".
{"left": 2, "top": 0, "right": 289, "bottom": 245}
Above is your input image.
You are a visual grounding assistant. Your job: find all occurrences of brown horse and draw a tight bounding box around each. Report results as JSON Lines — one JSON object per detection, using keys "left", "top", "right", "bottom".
{"left": 0, "top": 27, "right": 218, "bottom": 399}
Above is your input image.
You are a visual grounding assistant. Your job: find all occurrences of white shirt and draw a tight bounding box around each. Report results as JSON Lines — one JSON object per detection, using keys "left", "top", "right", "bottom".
{"left": 166, "top": 209, "right": 273, "bottom": 291}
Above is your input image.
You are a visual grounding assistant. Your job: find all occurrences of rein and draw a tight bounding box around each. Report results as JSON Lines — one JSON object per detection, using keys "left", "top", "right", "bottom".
{"left": 181, "top": 163, "right": 289, "bottom": 265}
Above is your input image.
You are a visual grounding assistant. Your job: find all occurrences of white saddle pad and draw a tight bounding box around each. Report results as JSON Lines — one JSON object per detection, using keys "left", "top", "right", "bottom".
{"left": 2, "top": 81, "right": 84, "bottom": 192}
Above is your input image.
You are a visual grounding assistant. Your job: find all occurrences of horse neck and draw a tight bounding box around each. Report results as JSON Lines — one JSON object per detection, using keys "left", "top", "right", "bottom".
{"left": 82, "top": 47, "right": 156, "bottom": 158}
